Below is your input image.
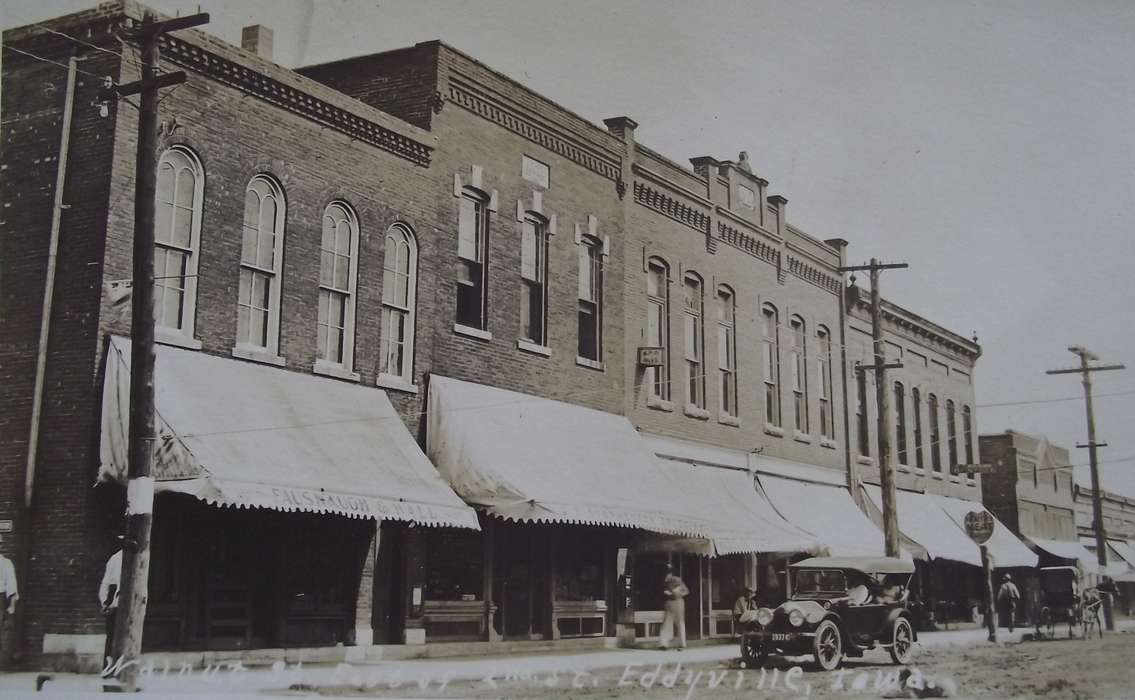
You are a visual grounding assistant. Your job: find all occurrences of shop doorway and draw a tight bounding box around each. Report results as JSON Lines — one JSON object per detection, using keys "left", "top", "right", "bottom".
{"left": 493, "top": 523, "right": 548, "bottom": 640}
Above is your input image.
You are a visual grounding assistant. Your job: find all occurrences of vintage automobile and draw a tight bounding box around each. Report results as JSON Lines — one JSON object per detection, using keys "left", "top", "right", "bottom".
{"left": 739, "top": 556, "right": 917, "bottom": 671}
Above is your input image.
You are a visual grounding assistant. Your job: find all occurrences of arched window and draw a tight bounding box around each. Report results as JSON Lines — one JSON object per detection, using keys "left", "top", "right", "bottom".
{"left": 682, "top": 272, "right": 705, "bottom": 409}
{"left": 762, "top": 304, "right": 781, "bottom": 427}
{"left": 456, "top": 188, "right": 489, "bottom": 330}
{"left": 928, "top": 394, "right": 941, "bottom": 472}
{"left": 646, "top": 258, "right": 670, "bottom": 401}
{"left": 947, "top": 399, "right": 959, "bottom": 474}
{"left": 789, "top": 315, "right": 808, "bottom": 433}
{"left": 520, "top": 212, "right": 549, "bottom": 346}
{"left": 317, "top": 202, "right": 359, "bottom": 370}
{"left": 912, "top": 387, "right": 924, "bottom": 469}
{"left": 379, "top": 223, "right": 418, "bottom": 385}
{"left": 817, "top": 326, "right": 834, "bottom": 440}
{"left": 154, "top": 146, "right": 203, "bottom": 339}
{"left": 577, "top": 236, "right": 604, "bottom": 363}
{"left": 894, "top": 382, "right": 907, "bottom": 465}
{"left": 963, "top": 405, "right": 974, "bottom": 468}
{"left": 237, "top": 175, "right": 285, "bottom": 356}
{"left": 856, "top": 365, "right": 869, "bottom": 457}
{"left": 716, "top": 285, "right": 737, "bottom": 418}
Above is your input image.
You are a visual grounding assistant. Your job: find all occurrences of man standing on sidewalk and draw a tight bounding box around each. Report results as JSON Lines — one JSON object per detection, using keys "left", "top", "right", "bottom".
{"left": 659, "top": 564, "right": 688, "bottom": 650}
{"left": 997, "top": 573, "right": 1020, "bottom": 633}
{"left": 99, "top": 540, "right": 124, "bottom": 674}
{"left": 0, "top": 536, "right": 19, "bottom": 670}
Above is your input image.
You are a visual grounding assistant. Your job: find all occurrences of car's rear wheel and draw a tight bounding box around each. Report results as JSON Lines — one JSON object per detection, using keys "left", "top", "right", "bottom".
{"left": 813, "top": 619, "right": 842, "bottom": 671}
{"left": 888, "top": 617, "right": 914, "bottom": 664}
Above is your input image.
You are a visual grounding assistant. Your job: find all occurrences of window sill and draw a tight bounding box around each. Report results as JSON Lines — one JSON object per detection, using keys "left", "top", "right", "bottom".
{"left": 454, "top": 324, "right": 492, "bottom": 341}
{"left": 232, "top": 345, "right": 286, "bottom": 367}
{"left": 517, "top": 339, "right": 551, "bottom": 357}
{"left": 897, "top": 464, "right": 911, "bottom": 474}
{"left": 913, "top": 468, "right": 926, "bottom": 477}
{"left": 930, "top": 471, "right": 944, "bottom": 480}
{"left": 646, "top": 395, "right": 674, "bottom": 412}
{"left": 856, "top": 456, "right": 874, "bottom": 467}
{"left": 576, "top": 356, "right": 604, "bottom": 371}
{"left": 793, "top": 431, "right": 812, "bottom": 445}
{"left": 819, "top": 437, "right": 838, "bottom": 450}
{"left": 949, "top": 474, "right": 962, "bottom": 484}
{"left": 377, "top": 374, "right": 419, "bottom": 394}
{"left": 718, "top": 414, "right": 741, "bottom": 428}
{"left": 156, "top": 330, "right": 202, "bottom": 350}
{"left": 764, "top": 424, "right": 784, "bottom": 438}
{"left": 683, "top": 404, "right": 710, "bottom": 420}
{"left": 313, "top": 360, "right": 361, "bottom": 382}
{"left": 965, "top": 477, "right": 977, "bottom": 487}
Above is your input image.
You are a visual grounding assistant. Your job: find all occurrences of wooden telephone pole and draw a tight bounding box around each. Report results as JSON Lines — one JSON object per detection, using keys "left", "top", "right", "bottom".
{"left": 840, "top": 258, "right": 908, "bottom": 557}
{"left": 1047, "top": 346, "right": 1124, "bottom": 632}
{"left": 104, "top": 11, "right": 207, "bottom": 690}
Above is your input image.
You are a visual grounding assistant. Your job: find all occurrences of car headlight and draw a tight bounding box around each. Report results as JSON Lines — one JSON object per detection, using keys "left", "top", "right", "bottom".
{"left": 756, "top": 608, "right": 774, "bottom": 627}
{"left": 788, "top": 608, "right": 805, "bottom": 627}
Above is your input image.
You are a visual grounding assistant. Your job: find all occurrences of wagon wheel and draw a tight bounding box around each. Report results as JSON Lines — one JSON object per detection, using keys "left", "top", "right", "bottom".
{"left": 813, "top": 619, "right": 843, "bottom": 671}
{"left": 888, "top": 617, "right": 914, "bottom": 665}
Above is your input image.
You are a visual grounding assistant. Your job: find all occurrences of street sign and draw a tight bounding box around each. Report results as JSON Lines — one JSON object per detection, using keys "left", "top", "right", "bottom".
{"left": 962, "top": 463, "right": 994, "bottom": 475}
{"left": 637, "top": 347, "right": 665, "bottom": 367}
{"left": 965, "top": 510, "right": 995, "bottom": 545}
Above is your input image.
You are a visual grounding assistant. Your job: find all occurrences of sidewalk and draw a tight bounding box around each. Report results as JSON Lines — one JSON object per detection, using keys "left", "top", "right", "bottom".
{"left": 4, "top": 619, "right": 1133, "bottom": 696}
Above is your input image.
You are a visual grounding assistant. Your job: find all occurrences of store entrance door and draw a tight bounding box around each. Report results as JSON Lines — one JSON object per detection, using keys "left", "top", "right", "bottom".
{"left": 494, "top": 524, "right": 547, "bottom": 640}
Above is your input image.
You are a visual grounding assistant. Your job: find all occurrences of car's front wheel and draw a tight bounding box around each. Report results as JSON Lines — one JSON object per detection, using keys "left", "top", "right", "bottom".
{"left": 888, "top": 617, "right": 914, "bottom": 664}
{"left": 740, "top": 637, "right": 768, "bottom": 667}
{"left": 813, "top": 619, "right": 842, "bottom": 671}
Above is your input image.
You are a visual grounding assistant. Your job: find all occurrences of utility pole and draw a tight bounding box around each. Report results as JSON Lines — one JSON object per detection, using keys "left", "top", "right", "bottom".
{"left": 1047, "top": 346, "right": 1124, "bottom": 632}
{"left": 104, "top": 11, "right": 207, "bottom": 691}
{"left": 839, "top": 258, "right": 908, "bottom": 558}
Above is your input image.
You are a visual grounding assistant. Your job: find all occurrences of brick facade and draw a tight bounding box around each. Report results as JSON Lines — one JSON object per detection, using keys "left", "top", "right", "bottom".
{"left": 979, "top": 431, "right": 1076, "bottom": 540}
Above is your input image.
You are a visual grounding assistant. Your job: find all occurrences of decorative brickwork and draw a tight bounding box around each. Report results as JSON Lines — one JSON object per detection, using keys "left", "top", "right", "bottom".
{"left": 633, "top": 181, "right": 710, "bottom": 234}
{"left": 716, "top": 221, "right": 778, "bottom": 266}
{"left": 160, "top": 36, "right": 433, "bottom": 167}
{"left": 447, "top": 80, "right": 620, "bottom": 182}
{"left": 786, "top": 254, "right": 841, "bottom": 295}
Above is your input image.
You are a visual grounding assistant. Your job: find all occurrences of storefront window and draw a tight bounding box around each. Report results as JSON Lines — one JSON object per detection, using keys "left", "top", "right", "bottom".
{"left": 633, "top": 553, "right": 670, "bottom": 612}
{"left": 713, "top": 555, "right": 746, "bottom": 610}
{"left": 556, "top": 531, "right": 605, "bottom": 602}
{"left": 425, "top": 529, "right": 483, "bottom": 601}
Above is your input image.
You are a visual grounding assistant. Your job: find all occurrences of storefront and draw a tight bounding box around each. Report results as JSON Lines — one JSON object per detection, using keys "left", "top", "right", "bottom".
{"left": 99, "top": 337, "right": 480, "bottom": 652}
{"left": 423, "top": 375, "right": 815, "bottom": 645}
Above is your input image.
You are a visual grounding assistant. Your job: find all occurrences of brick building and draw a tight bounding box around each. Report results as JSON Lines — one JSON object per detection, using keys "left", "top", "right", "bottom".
{"left": 2, "top": 0, "right": 1030, "bottom": 669}
{"left": 980, "top": 431, "right": 1077, "bottom": 544}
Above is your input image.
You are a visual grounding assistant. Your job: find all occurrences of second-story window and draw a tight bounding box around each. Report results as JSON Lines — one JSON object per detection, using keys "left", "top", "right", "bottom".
{"left": 683, "top": 273, "right": 705, "bottom": 409}
{"left": 379, "top": 223, "right": 418, "bottom": 384}
{"left": 963, "top": 405, "right": 974, "bottom": 468}
{"left": 577, "top": 236, "right": 603, "bottom": 362}
{"left": 912, "top": 387, "right": 924, "bottom": 469}
{"left": 928, "top": 393, "right": 942, "bottom": 472}
{"left": 817, "top": 326, "right": 834, "bottom": 440}
{"left": 895, "top": 382, "right": 908, "bottom": 465}
{"left": 717, "top": 286, "right": 737, "bottom": 418}
{"left": 317, "top": 202, "right": 359, "bottom": 369}
{"left": 154, "top": 146, "right": 204, "bottom": 339}
{"left": 789, "top": 316, "right": 808, "bottom": 433}
{"left": 456, "top": 189, "right": 489, "bottom": 330}
{"left": 947, "top": 399, "right": 958, "bottom": 474}
{"left": 761, "top": 305, "right": 781, "bottom": 426}
{"left": 646, "top": 259, "right": 670, "bottom": 401}
{"left": 520, "top": 213, "right": 549, "bottom": 346}
{"left": 237, "top": 175, "right": 285, "bottom": 355}
{"left": 856, "top": 368, "right": 870, "bottom": 457}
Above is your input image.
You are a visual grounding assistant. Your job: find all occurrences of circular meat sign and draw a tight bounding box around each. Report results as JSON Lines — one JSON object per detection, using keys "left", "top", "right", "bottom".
{"left": 965, "top": 510, "right": 995, "bottom": 545}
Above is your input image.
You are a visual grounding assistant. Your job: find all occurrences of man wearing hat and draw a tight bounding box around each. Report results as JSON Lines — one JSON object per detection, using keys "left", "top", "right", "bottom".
{"left": 997, "top": 573, "right": 1020, "bottom": 632}
{"left": 733, "top": 585, "right": 757, "bottom": 625}
{"left": 0, "top": 535, "right": 19, "bottom": 669}
{"left": 99, "top": 536, "right": 124, "bottom": 673}
{"left": 659, "top": 563, "right": 689, "bottom": 650}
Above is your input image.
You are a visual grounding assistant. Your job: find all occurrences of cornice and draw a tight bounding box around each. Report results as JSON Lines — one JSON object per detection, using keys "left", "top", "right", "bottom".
{"left": 785, "top": 254, "right": 841, "bottom": 295}
{"left": 851, "top": 296, "right": 981, "bottom": 360}
{"left": 633, "top": 180, "right": 710, "bottom": 235}
{"left": 785, "top": 238, "right": 840, "bottom": 270}
{"left": 716, "top": 206, "right": 781, "bottom": 244}
{"left": 716, "top": 220, "right": 779, "bottom": 268}
{"left": 447, "top": 77, "right": 621, "bottom": 182}
{"left": 632, "top": 163, "right": 713, "bottom": 208}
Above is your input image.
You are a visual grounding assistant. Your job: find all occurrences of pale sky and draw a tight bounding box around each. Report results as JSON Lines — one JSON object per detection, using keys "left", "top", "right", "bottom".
{"left": 5, "top": 0, "right": 1135, "bottom": 497}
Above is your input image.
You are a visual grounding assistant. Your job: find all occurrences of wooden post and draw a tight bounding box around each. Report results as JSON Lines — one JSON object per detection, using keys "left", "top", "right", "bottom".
{"left": 981, "top": 545, "right": 996, "bottom": 643}
{"left": 482, "top": 517, "right": 498, "bottom": 641}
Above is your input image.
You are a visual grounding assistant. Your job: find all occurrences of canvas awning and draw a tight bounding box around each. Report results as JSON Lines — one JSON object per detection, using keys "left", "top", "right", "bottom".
{"left": 425, "top": 375, "right": 816, "bottom": 554}
{"left": 863, "top": 485, "right": 981, "bottom": 566}
{"left": 758, "top": 474, "right": 902, "bottom": 558}
{"left": 99, "top": 336, "right": 479, "bottom": 529}
{"left": 1027, "top": 536, "right": 1100, "bottom": 573}
{"left": 931, "top": 494, "right": 1037, "bottom": 568}
{"left": 1078, "top": 537, "right": 1131, "bottom": 578}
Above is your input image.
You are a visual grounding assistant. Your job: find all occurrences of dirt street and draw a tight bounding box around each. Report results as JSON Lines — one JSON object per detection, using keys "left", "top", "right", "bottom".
{"left": 297, "top": 631, "right": 1135, "bottom": 699}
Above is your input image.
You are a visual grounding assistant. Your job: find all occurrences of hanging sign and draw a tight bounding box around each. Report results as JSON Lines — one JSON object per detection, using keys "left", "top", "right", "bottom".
{"left": 965, "top": 510, "right": 995, "bottom": 545}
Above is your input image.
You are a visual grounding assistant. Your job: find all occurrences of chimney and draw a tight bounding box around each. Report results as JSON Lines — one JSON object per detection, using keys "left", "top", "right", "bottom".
{"left": 242, "top": 25, "right": 274, "bottom": 62}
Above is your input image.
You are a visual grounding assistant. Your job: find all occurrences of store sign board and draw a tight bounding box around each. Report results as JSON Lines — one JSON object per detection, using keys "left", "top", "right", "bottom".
{"left": 965, "top": 510, "right": 995, "bottom": 545}
{"left": 637, "top": 347, "right": 665, "bottom": 367}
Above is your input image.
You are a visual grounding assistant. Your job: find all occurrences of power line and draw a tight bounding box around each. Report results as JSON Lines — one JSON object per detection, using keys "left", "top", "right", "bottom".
{"left": 30, "top": 22, "right": 130, "bottom": 63}
{"left": 1, "top": 43, "right": 106, "bottom": 80}
{"left": 978, "top": 389, "right": 1135, "bottom": 409}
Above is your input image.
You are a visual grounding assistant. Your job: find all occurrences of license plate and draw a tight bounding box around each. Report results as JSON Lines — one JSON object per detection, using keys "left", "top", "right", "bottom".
{"left": 771, "top": 633, "right": 794, "bottom": 641}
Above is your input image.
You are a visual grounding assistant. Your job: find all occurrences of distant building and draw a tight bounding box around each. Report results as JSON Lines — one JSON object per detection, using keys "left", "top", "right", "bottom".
{"left": 980, "top": 430, "right": 1077, "bottom": 542}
